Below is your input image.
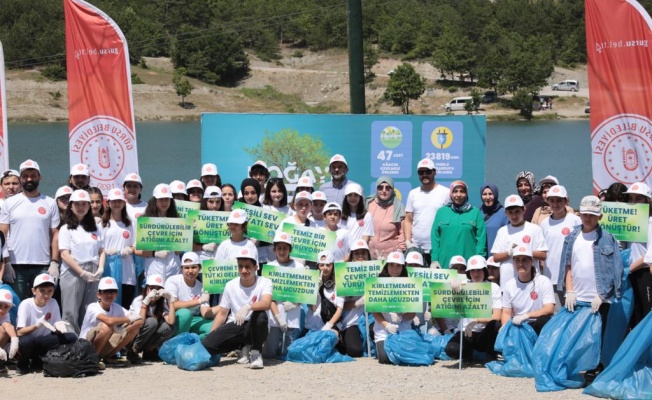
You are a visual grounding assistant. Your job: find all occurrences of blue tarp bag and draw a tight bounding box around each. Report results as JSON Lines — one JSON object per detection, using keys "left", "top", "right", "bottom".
{"left": 175, "top": 340, "right": 220, "bottom": 371}
{"left": 159, "top": 332, "right": 199, "bottom": 365}
{"left": 0, "top": 284, "right": 19, "bottom": 325}
{"left": 533, "top": 303, "right": 602, "bottom": 392}
{"left": 422, "top": 332, "right": 454, "bottom": 360}
{"left": 102, "top": 254, "right": 123, "bottom": 304}
{"left": 584, "top": 310, "right": 652, "bottom": 399}
{"left": 601, "top": 249, "right": 633, "bottom": 367}
{"left": 287, "top": 330, "right": 354, "bottom": 364}
{"left": 358, "top": 312, "right": 376, "bottom": 357}
{"left": 486, "top": 320, "right": 537, "bottom": 378}
{"left": 384, "top": 330, "right": 435, "bottom": 366}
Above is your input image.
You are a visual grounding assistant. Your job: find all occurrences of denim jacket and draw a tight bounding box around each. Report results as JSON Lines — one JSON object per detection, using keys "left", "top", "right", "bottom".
{"left": 557, "top": 225, "right": 622, "bottom": 300}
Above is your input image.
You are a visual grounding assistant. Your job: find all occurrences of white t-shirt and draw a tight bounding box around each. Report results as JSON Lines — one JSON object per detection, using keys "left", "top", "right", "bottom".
{"left": 126, "top": 201, "right": 147, "bottom": 225}
{"left": 320, "top": 226, "right": 350, "bottom": 262}
{"left": 260, "top": 205, "right": 291, "bottom": 263}
{"left": 339, "top": 296, "right": 363, "bottom": 329}
{"left": 405, "top": 184, "right": 449, "bottom": 251}
{"left": 570, "top": 230, "right": 599, "bottom": 302}
{"left": 372, "top": 312, "right": 412, "bottom": 342}
{"left": 214, "top": 238, "right": 256, "bottom": 261}
{"left": 129, "top": 295, "right": 169, "bottom": 317}
{"left": 164, "top": 274, "right": 207, "bottom": 316}
{"left": 281, "top": 215, "right": 316, "bottom": 229}
{"left": 0, "top": 193, "right": 59, "bottom": 264}
{"left": 80, "top": 301, "right": 128, "bottom": 339}
{"left": 304, "top": 285, "right": 344, "bottom": 331}
{"left": 219, "top": 276, "right": 273, "bottom": 324}
{"left": 144, "top": 252, "right": 180, "bottom": 281}
{"left": 540, "top": 213, "right": 581, "bottom": 284}
{"left": 462, "top": 282, "right": 502, "bottom": 332}
{"left": 101, "top": 220, "right": 136, "bottom": 284}
{"left": 502, "top": 274, "right": 555, "bottom": 317}
{"left": 266, "top": 259, "right": 305, "bottom": 329}
{"left": 17, "top": 298, "right": 62, "bottom": 338}
{"left": 491, "top": 222, "right": 548, "bottom": 288}
{"left": 59, "top": 225, "right": 103, "bottom": 273}
{"left": 341, "top": 212, "right": 374, "bottom": 243}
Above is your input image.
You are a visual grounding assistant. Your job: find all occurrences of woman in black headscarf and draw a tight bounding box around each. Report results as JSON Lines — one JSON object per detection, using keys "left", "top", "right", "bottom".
{"left": 480, "top": 183, "right": 509, "bottom": 254}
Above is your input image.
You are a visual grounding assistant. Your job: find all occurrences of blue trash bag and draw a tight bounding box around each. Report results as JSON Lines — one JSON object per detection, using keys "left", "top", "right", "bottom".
{"left": 423, "top": 332, "right": 454, "bottom": 360}
{"left": 0, "top": 284, "right": 19, "bottom": 325}
{"left": 486, "top": 320, "right": 538, "bottom": 378}
{"left": 102, "top": 254, "right": 123, "bottom": 305}
{"left": 287, "top": 330, "right": 354, "bottom": 364}
{"left": 159, "top": 332, "right": 200, "bottom": 365}
{"left": 358, "top": 312, "right": 376, "bottom": 357}
{"left": 533, "top": 303, "right": 602, "bottom": 392}
{"left": 384, "top": 330, "right": 435, "bottom": 366}
{"left": 584, "top": 310, "right": 652, "bottom": 399}
{"left": 175, "top": 341, "right": 220, "bottom": 371}
{"left": 601, "top": 249, "right": 633, "bottom": 367}
{"left": 134, "top": 255, "right": 145, "bottom": 284}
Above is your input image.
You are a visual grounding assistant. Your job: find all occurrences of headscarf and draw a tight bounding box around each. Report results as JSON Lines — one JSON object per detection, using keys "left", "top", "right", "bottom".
{"left": 239, "top": 178, "right": 262, "bottom": 207}
{"left": 449, "top": 180, "right": 472, "bottom": 213}
{"left": 365, "top": 176, "right": 405, "bottom": 223}
{"left": 515, "top": 171, "right": 537, "bottom": 203}
{"left": 480, "top": 183, "right": 502, "bottom": 219}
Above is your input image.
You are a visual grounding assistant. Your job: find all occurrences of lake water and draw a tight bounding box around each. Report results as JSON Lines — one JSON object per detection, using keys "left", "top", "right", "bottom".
{"left": 6, "top": 119, "right": 592, "bottom": 208}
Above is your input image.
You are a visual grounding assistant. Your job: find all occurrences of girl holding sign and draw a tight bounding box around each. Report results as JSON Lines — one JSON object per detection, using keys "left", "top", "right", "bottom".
{"left": 372, "top": 251, "right": 415, "bottom": 364}
{"left": 194, "top": 186, "right": 224, "bottom": 261}
{"left": 304, "top": 251, "right": 343, "bottom": 333}
{"left": 341, "top": 183, "right": 374, "bottom": 244}
{"left": 338, "top": 239, "right": 370, "bottom": 357}
{"left": 321, "top": 202, "right": 351, "bottom": 262}
{"left": 261, "top": 179, "right": 290, "bottom": 264}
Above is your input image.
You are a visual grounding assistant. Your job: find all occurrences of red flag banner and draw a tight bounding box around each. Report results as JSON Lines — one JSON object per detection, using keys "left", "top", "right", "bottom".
{"left": 0, "top": 41, "right": 8, "bottom": 172}
{"left": 65, "top": 0, "right": 138, "bottom": 193}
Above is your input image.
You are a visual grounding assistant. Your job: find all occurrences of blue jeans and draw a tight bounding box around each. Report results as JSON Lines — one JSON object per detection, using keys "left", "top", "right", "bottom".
{"left": 12, "top": 264, "right": 48, "bottom": 301}
{"left": 262, "top": 327, "right": 299, "bottom": 359}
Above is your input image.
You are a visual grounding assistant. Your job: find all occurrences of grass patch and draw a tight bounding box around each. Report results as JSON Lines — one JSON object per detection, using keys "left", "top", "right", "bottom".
{"left": 240, "top": 85, "right": 335, "bottom": 114}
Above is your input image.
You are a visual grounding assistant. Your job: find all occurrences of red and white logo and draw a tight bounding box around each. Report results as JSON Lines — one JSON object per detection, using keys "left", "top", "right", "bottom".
{"left": 522, "top": 235, "right": 531, "bottom": 244}
{"left": 3, "top": 292, "right": 11, "bottom": 300}
{"left": 38, "top": 207, "right": 47, "bottom": 215}
{"left": 411, "top": 254, "right": 420, "bottom": 260}
{"left": 456, "top": 257, "right": 464, "bottom": 263}
{"left": 470, "top": 258, "right": 477, "bottom": 265}
{"left": 155, "top": 277, "right": 163, "bottom": 284}
{"left": 551, "top": 187, "right": 560, "bottom": 193}
{"left": 530, "top": 292, "right": 538, "bottom": 300}
{"left": 358, "top": 220, "right": 364, "bottom": 227}
{"left": 177, "top": 183, "right": 184, "bottom": 190}
{"left": 337, "top": 241, "right": 344, "bottom": 249}
{"left": 161, "top": 187, "right": 168, "bottom": 194}
{"left": 562, "top": 227, "right": 571, "bottom": 236}
{"left": 45, "top": 312, "right": 51, "bottom": 320}
{"left": 392, "top": 253, "right": 400, "bottom": 259}
{"left": 242, "top": 249, "right": 248, "bottom": 255}
{"left": 42, "top": 275, "right": 50, "bottom": 281}
{"left": 91, "top": 233, "right": 98, "bottom": 240}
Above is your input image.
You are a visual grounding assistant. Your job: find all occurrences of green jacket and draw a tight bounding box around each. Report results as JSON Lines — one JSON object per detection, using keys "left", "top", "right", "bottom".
{"left": 430, "top": 205, "right": 487, "bottom": 267}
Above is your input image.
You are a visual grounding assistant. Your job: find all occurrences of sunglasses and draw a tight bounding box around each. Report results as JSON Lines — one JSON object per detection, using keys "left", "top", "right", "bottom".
{"left": 377, "top": 185, "right": 392, "bottom": 191}
{"left": 418, "top": 170, "right": 433, "bottom": 176}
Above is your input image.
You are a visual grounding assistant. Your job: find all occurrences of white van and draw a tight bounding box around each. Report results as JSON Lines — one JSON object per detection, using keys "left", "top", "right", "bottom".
{"left": 552, "top": 80, "right": 579, "bottom": 91}
{"left": 444, "top": 96, "right": 472, "bottom": 112}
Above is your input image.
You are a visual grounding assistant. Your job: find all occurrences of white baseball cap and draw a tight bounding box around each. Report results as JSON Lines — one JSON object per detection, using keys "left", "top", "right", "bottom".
{"left": 227, "top": 209, "right": 247, "bottom": 224}
{"left": 107, "top": 188, "right": 125, "bottom": 201}
{"left": 201, "top": 163, "right": 219, "bottom": 176}
{"left": 386, "top": 251, "right": 405, "bottom": 265}
{"left": 405, "top": 251, "right": 424, "bottom": 266}
{"left": 294, "top": 191, "right": 312, "bottom": 203}
{"left": 512, "top": 245, "right": 533, "bottom": 258}
{"left": 625, "top": 182, "right": 652, "bottom": 199}
{"left": 323, "top": 202, "right": 342, "bottom": 213}
{"left": 329, "top": 154, "right": 347, "bottom": 166}
{"left": 311, "top": 191, "right": 327, "bottom": 202}
{"left": 580, "top": 195, "right": 602, "bottom": 216}
{"left": 344, "top": 183, "right": 363, "bottom": 196}
{"left": 2, "top": 169, "right": 19, "bottom": 179}
{"left": 33, "top": 273, "right": 55, "bottom": 288}
{"left": 273, "top": 231, "right": 293, "bottom": 245}
{"left": 55, "top": 185, "right": 73, "bottom": 199}
{"left": 417, "top": 158, "right": 435, "bottom": 170}
{"left": 504, "top": 194, "right": 525, "bottom": 208}
{"left": 98, "top": 277, "right": 119, "bottom": 290}
{"left": 170, "top": 180, "right": 187, "bottom": 195}
{"left": 236, "top": 245, "right": 258, "bottom": 262}
{"left": 203, "top": 186, "right": 222, "bottom": 199}
{"left": 70, "top": 163, "right": 90, "bottom": 176}
{"left": 70, "top": 189, "right": 90, "bottom": 202}
{"left": 153, "top": 183, "right": 173, "bottom": 199}
{"left": 538, "top": 175, "right": 559, "bottom": 187}
{"left": 317, "top": 250, "right": 334, "bottom": 264}
{"left": 466, "top": 255, "right": 487, "bottom": 271}
{"left": 123, "top": 172, "right": 142, "bottom": 185}
{"left": 251, "top": 160, "right": 268, "bottom": 171}
{"left": 181, "top": 252, "right": 200, "bottom": 266}
{"left": 296, "top": 176, "right": 314, "bottom": 188}
{"left": 547, "top": 185, "right": 568, "bottom": 199}
{"left": 146, "top": 274, "right": 165, "bottom": 287}
{"left": 0, "top": 289, "right": 14, "bottom": 306}
{"left": 487, "top": 256, "right": 500, "bottom": 268}
{"left": 19, "top": 159, "right": 40, "bottom": 173}
{"left": 186, "top": 179, "right": 203, "bottom": 191}
{"left": 449, "top": 255, "right": 467, "bottom": 268}
{"left": 350, "top": 239, "right": 369, "bottom": 252}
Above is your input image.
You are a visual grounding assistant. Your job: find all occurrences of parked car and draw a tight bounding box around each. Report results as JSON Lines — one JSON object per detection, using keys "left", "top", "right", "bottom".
{"left": 444, "top": 96, "right": 473, "bottom": 112}
{"left": 481, "top": 91, "right": 497, "bottom": 103}
{"left": 585, "top": 101, "right": 590, "bottom": 114}
{"left": 552, "top": 80, "right": 579, "bottom": 91}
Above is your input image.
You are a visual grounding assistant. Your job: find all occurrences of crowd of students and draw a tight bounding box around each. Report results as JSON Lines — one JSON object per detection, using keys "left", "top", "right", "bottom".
{"left": 0, "top": 154, "right": 649, "bottom": 396}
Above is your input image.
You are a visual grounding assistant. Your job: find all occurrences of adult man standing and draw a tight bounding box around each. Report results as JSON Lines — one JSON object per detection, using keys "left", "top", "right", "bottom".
{"left": 68, "top": 163, "right": 91, "bottom": 191}
{"left": 403, "top": 158, "right": 449, "bottom": 267}
{"left": 321, "top": 154, "right": 358, "bottom": 205}
{"left": 0, "top": 160, "right": 60, "bottom": 300}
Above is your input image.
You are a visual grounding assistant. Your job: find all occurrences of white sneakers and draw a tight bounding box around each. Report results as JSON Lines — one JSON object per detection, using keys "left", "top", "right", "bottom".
{"left": 236, "top": 345, "right": 250, "bottom": 364}
{"left": 248, "top": 350, "right": 263, "bottom": 369}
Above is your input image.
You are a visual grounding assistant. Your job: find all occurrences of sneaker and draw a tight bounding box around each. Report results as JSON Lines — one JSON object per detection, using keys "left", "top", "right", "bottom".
{"left": 127, "top": 350, "right": 142, "bottom": 365}
{"left": 104, "top": 355, "right": 130, "bottom": 367}
{"left": 0, "top": 362, "right": 8, "bottom": 375}
{"left": 142, "top": 350, "right": 162, "bottom": 362}
{"left": 98, "top": 361, "right": 106, "bottom": 370}
{"left": 236, "top": 345, "right": 251, "bottom": 364}
{"left": 248, "top": 350, "right": 263, "bottom": 370}
{"left": 583, "top": 363, "right": 604, "bottom": 387}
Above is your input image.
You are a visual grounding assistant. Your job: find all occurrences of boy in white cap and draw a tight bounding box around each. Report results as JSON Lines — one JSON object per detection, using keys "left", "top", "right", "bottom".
{"left": 16, "top": 273, "right": 77, "bottom": 374}
{"left": 200, "top": 163, "right": 221, "bottom": 189}
{"left": 214, "top": 209, "right": 257, "bottom": 261}
{"left": 202, "top": 246, "right": 273, "bottom": 369}
{"left": 80, "top": 277, "right": 143, "bottom": 365}
{"left": 262, "top": 231, "right": 305, "bottom": 359}
{"left": 321, "top": 154, "right": 359, "bottom": 205}
{"left": 625, "top": 182, "right": 652, "bottom": 327}
{"left": 163, "top": 252, "right": 212, "bottom": 337}
{"left": 0, "top": 288, "right": 19, "bottom": 373}
{"left": 321, "top": 202, "right": 350, "bottom": 262}
{"left": 491, "top": 194, "right": 548, "bottom": 288}
{"left": 0, "top": 159, "right": 60, "bottom": 301}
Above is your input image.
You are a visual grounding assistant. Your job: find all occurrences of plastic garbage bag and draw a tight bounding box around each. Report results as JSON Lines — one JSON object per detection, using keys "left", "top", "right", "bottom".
{"left": 175, "top": 341, "right": 220, "bottom": 371}
{"left": 358, "top": 312, "right": 376, "bottom": 357}
{"left": 42, "top": 339, "right": 100, "bottom": 378}
{"left": 601, "top": 249, "right": 633, "bottom": 367}
{"left": 159, "top": 332, "right": 199, "bottom": 365}
{"left": 423, "top": 332, "right": 454, "bottom": 360}
{"left": 102, "top": 254, "right": 123, "bottom": 304}
{"left": 584, "top": 310, "right": 652, "bottom": 399}
{"left": 287, "top": 330, "right": 354, "bottom": 364}
{"left": 0, "top": 284, "right": 19, "bottom": 325}
{"left": 533, "top": 303, "right": 602, "bottom": 392}
{"left": 486, "top": 320, "right": 537, "bottom": 378}
{"left": 384, "top": 330, "right": 435, "bottom": 366}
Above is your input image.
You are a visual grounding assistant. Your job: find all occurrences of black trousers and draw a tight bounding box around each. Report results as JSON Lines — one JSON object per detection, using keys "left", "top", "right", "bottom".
{"left": 445, "top": 320, "right": 501, "bottom": 360}
{"left": 629, "top": 268, "right": 652, "bottom": 328}
{"left": 337, "top": 325, "right": 363, "bottom": 358}
{"left": 201, "top": 311, "right": 268, "bottom": 355}
{"left": 18, "top": 332, "right": 78, "bottom": 370}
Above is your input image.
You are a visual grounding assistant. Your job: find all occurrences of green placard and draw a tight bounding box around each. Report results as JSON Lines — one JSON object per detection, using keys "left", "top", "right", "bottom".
{"left": 364, "top": 277, "right": 423, "bottom": 313}
{"left": 136, "top": 217, "right": 193, "bottom": 252}
{"left": 599, "top": 201, "right": 649, "bottom": 242}
{"left": 194, "top": 210, "right": 231, "bottom": 244}
{"left": 262, "top": 264, "right": 319, "bottom": 305}
{"left": 430, "top": 282, "right": 493, "bottom": 319}
{"left": 232, "top": 201, "right": 287, "bottom": 243}
{"left": 281, "top": 222, "right": 336, "bottom": 261}
{"left": 175, "top": 199, "right": 201, "bottom": 219}
{"left": 202, "top": 259, "right": 239, "bottom": 294}
{"left": 334, "top": 260, "right": 384, "bottom": 297}
{"left": 407, "top": 267, "right": 458, "bottom": 302}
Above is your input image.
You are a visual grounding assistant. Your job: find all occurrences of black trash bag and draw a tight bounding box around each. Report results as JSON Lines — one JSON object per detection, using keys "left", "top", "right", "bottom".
{"left": 42, "top": 339, "right": 100, "bottom": 378}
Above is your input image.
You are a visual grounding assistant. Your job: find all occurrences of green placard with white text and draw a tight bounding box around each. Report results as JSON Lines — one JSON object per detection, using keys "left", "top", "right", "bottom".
{"left": 175, "top": 199, "right": 201, "bottom": 219}
{"left": 262, "top": 264, "right": 319, "bottom": 304}
{"left": 334, "top": 260, "right": 384, "bottom": 297}
{"left": 281, "top": 222, "right": 336, "bottom": 261}
{"left": 193, "top": 210, "right": 231, "bottom": 244}
{"left": 430, "top": 282, "right": 493, "bottom": 319}
{"left": 232, "top": 201, "right": 287, "bottom": 243}
{"left": 599, "top": 201, "right": 649, "bottom": 242}
{"left": 136, "top": 217, "right": 193, "bottom": 252}
{"left": 406, "top": 267, "right": 458, "bottom": 302}
{"left": 364, "top": 277, "right": 423, "bottom": 313}
{"left": 202, "top": 259, "right": 239, "bottom": 294}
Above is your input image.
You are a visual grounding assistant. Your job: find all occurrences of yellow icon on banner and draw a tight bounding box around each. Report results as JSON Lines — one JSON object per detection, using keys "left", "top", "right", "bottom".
{"left": 431, "top": 127, "right": 453, "bottom": 149}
